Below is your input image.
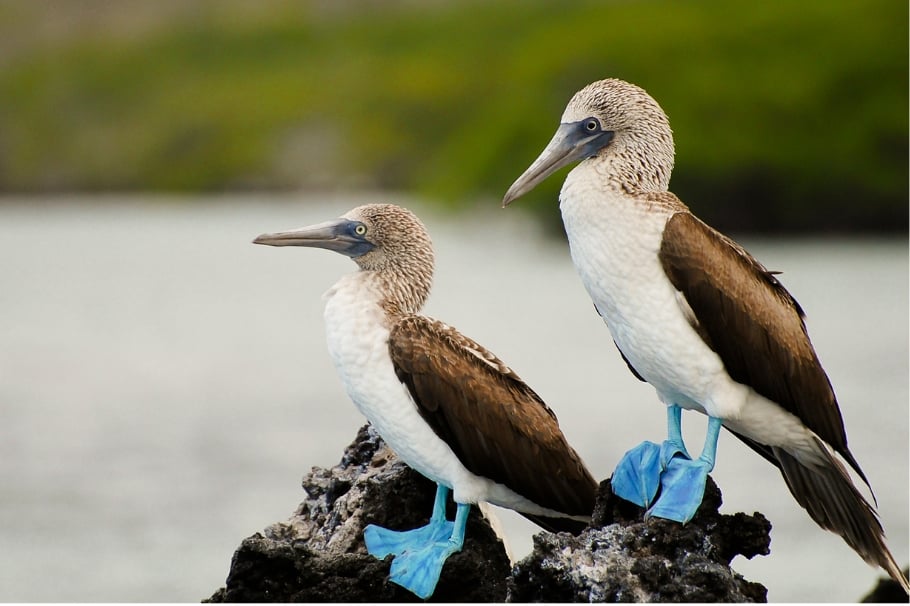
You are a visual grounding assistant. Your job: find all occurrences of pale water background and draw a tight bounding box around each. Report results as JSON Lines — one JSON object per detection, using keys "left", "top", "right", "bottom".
{"left": 0, "top": 194, "right": 906, "bottom": 602}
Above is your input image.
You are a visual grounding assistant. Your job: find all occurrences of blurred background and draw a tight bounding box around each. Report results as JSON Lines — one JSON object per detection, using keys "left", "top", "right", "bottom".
{"left": 1, "top": 0, "right": 907, "bottom": 232}
{"left": 0, "top": 0, "right": 906, "bottom": 602}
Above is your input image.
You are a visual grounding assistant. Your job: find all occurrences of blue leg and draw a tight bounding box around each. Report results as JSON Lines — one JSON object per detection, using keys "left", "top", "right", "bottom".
{"left": 648, "top": 416, "right": 722, "bottom": 523}
{"left": 662, "top": 404, "right": 691, "bottom": 462}
{"left": 612, "top": 405, "right": 690, "bottom": 507}
{"left": 363, "top": 483, "right": 469, "bottom": 599}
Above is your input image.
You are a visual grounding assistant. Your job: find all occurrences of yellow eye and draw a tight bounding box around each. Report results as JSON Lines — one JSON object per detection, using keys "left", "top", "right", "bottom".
{"left": 354, "top": 224, "right": 367, "bottom": 236}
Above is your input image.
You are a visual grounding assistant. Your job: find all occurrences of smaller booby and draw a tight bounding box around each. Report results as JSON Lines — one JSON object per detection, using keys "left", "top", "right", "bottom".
{"left": 254, "top": 203, "right": 597, "bottom": 599}
{"left": 502, "top": 78, "right": 908, "bottom": 592}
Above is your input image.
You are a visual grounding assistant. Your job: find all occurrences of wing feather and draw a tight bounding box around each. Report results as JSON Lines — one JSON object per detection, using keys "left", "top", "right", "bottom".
{"left": 388, "top": 315, "right": 597, "bottom": 522}
{"left": 658, "top": 211, "right": 867, "bottom": 483}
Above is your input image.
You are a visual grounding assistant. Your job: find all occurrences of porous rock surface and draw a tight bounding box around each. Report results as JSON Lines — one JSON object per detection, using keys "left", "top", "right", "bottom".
{"left": 207, "top": 425, "right": 771, "bottom": 602}
{"left": 506, "top": 476, "right": 771, "bottom": 602}
{"left": 206, "top": 424, "right": 510, "bottom": 602}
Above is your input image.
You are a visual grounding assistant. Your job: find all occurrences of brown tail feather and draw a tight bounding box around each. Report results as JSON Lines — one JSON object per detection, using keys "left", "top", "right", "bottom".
{"left": 772, "top": 441, "right": 909, "bottom": 593}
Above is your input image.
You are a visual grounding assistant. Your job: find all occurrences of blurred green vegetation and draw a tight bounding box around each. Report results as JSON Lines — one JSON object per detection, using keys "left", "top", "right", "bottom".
{"left": 0, "top": 0, "right": 906, "bottom": 233}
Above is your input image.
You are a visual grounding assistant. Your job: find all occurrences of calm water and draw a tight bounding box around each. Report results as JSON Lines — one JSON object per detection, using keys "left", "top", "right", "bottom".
{"left": 0, "top": 195, "right": 906, "bottom": 602}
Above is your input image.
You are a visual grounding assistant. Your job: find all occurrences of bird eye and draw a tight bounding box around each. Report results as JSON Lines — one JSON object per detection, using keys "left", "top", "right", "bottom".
{"left": 354, "top": 224, "right": 367, "bottom": 236}
{"left": 584, "top": 118, "right": 600, "bottom": 132}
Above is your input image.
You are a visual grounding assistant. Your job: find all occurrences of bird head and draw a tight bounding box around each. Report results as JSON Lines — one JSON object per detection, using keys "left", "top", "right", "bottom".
{"left": 503, "top": 78, "right": 675, "bottom": 206}
{"left": 253, "top": 203, "right": 435, "bottom": 313}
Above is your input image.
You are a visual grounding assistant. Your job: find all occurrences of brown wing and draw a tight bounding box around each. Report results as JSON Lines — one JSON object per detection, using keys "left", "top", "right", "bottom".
{"left": 388, "top": 315, "right": 597, "bottom": 528}
{"left": 658, "top": 211, "right": 866, "bottom": 483}
{"left": 660, "top": 212, "right": 910, "bottom": 589}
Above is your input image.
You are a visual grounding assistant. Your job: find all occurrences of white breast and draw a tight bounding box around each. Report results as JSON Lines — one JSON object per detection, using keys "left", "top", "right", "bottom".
{"left": 322, "top": 273, "right": 458, "bottom": 484}
{"left": 559, "top": 164, "right": 743, "bottom": 420}
{"left": 321, "top": 272, "right": 574, "bottom": 514}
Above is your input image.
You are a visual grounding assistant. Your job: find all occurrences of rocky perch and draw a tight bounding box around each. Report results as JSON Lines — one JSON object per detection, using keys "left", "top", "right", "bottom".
{"left": 509, "top": 475, "right": 769, "bottom": 602}
{"left": 207, "top": 425, "right": 771, "bottom": 602}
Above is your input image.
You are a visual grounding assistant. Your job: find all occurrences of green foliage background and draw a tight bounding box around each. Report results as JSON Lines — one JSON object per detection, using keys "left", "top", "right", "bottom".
{"left": 0, "top": 0, "right": 906, "bottom": 233}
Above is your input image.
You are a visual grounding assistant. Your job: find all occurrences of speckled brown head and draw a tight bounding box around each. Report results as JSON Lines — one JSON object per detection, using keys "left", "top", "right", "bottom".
{"left": 503, "top": 78, "right": 676, "bottom": 204}
{"left": 253, "top": 203, "right": 435, "bottom": 314}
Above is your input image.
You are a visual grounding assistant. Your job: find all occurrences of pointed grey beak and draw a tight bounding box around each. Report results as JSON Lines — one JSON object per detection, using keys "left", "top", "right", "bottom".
{"left": 502, "top": 122, "right": 614, "bottom": 207}
{"left": 253, "top": 218, "right": 374, "bottom": 257}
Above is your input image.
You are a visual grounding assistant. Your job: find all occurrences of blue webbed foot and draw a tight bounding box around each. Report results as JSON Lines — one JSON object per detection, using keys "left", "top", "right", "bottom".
{"left": 364, "top": 520, "right": 453, "bottom": 559}
{"left": 612, "top": 403, "right": 693, "bottom": 508}
{"left": 646, "top": 415, "right": 722, "bottom": 523}
{"left": 611, "top": 440, "right": 663, "bottom": 507}
{"left": 363, "top": 484, "right": 470, "bottom": 599}
{"left": 613, "top": 406, "right": 722, "bottom": 520}
{"left": 612, "top": 437, "right": 692, "bottom": 508}
{"left": 387, "top": 536, "right": 464, "bottom": 599}
{"left": 646, "top": 455, "right": 711, "bottom": 523}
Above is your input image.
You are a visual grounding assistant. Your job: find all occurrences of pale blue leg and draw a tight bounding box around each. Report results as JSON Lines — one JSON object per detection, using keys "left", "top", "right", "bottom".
{"left": 363, "top": 483, "right": 470, "bottom": 599}
{"left": 648, "top": 416, "right": 723, "bottom": 523}
{"left": 364, "top": 484, "right": 453, "bottom": 559}
{"left": 661, "top": 404, "right": 691, "bottom": 463}
{"left": 612, "top": 405, "right": 690, "bottom": 507}
{"left": 387, "top": 502, "right": 470, "bottom": 599}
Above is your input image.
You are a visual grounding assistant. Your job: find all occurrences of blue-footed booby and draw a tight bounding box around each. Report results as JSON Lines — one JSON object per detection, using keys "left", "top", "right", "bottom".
{"left": 253, "top": 203, "right": 597, "bottom": 599}
{"left": 502, "top": 78, "right": 909, "bottom": 591}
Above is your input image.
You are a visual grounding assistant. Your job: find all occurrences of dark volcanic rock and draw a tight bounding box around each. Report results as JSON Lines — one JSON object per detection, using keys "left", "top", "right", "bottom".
{"left": 206, "top": 425, "right": 511, "bottom": 602}
{"left": 507, "top": 476, "right": 771, "bottom": 602}
{"left": 208, "top": 425, "right": 772, "bottom": 603}
{"left": 861, "top": 567, "right": 910, "bottom": 603}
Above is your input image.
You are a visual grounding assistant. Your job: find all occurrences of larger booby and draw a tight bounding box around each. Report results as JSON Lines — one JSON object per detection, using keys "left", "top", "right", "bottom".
{"left": 502, "top": 78, "right": 909, "bottom": 591}
{"left": 254, "top": 203, "right": 597, "bottom": 599}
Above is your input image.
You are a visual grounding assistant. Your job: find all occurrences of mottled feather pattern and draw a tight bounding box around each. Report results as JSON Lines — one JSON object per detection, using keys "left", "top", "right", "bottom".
{"left": 563, "top": 79, "right": 675, "bottom": 193}
{"left": 345, "top": 204, "right": 435, "bottom": 316}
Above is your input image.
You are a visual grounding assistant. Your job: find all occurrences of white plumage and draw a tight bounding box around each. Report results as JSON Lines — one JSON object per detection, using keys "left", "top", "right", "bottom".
{"left": 322, "top": 269, "right": 573, "bottom": 514}
{"left": 503, "top": 77, "right": 908, "bottom": 592}
{"left": 322, "top": 271, "right": 457, "bottom": 485}
{"left": 560, "top": 163, "right": 820, "bottom": 454}
{"left": 256, "top": 203, "right": 597, "bottom": 526}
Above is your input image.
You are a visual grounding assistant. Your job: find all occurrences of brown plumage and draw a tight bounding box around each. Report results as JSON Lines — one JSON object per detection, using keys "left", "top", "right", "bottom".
{"left": 657, "top": 208, "right": 900, "bottom": 580}
{"left": 255, "top": 203, "right": 597, "bottom": 534}
{"left": 503, "top": 77, "right": 908, "bottom": 592}
{"left": 658, "top": 211, "right": 859, "bottom": 472}
{"left": 390, "top": 315, "right": 597, "bottom": 533}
